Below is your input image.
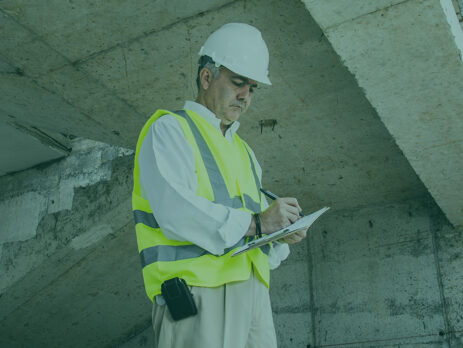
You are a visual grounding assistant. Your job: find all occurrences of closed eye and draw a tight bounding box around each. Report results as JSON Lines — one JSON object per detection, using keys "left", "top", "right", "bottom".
{"left": 232, "top": 80, "right": 245, "bottom": 87}
{"left": 231, "top": 78, "right": 257, "bottom": 93}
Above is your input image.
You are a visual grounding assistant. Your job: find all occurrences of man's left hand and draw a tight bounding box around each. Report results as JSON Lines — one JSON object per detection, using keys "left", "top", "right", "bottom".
{"left": 281, "top": 228, "right": 308, "bottom": 244}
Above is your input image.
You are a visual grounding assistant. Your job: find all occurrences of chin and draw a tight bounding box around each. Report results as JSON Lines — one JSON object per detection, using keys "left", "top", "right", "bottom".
{"left": 229, "top": 109, "right": 242, "bottom": 118}
{"left": 228, "top": 113, "right": 241, "bottom": 123}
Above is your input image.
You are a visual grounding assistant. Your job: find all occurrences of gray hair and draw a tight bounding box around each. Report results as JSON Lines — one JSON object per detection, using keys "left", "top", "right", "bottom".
{"left": 196, "top": 55, "right": 221, "bottom": 90}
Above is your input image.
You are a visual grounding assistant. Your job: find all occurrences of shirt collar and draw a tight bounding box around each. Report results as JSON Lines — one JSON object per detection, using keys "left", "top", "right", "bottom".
{"left": 183, "top": 101, "right": 240, "bottom": 140}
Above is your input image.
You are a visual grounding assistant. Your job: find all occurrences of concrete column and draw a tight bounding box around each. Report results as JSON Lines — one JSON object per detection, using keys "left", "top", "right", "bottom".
{"left": 303, "top": 0, "right": 463, "bottom": 230}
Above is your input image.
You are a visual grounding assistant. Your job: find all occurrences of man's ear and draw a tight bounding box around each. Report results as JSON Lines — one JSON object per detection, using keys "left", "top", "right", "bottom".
{"left": 199, "top": 68, "right": 212, "bottom": 90}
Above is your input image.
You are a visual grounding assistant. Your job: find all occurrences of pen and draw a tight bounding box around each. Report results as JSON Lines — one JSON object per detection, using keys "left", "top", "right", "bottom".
{"left": 260, "top": 188, "right": 304, "bottom": 217}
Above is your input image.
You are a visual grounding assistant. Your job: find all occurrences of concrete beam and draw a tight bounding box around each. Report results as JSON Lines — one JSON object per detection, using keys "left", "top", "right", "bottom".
{"left": 0, "top": 118, "right": 68, "bottom": 176}
{"left": 0, "top": 12, "right": 144, "bottom": 148}
{"left": 0, "top": 1, "right": 235, "bottom": 149}
{"left": 0, "top": 0, "right": 233, "bottom": 62}
{"left": 303, "top": 0, "right": 463, "bottom": 229}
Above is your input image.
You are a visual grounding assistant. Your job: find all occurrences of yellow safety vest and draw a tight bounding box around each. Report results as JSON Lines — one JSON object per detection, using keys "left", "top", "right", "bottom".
{"left": 133, "top": 109, "right": 271, "bottom": 301}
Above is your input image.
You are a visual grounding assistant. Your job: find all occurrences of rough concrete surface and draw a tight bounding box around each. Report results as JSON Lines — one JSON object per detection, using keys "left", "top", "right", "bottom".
{"left": 271, "top": 241, "right": 313, "bottom": 348}
{"left": 0, "top": 0, "right": 462, "bottom": 347}
{"left": 434, "top": 220, "right": 463, "bottom": 345}
{"left": 0, "top": 139, "right": 138, "bottom": 347}
{"left": 302, "top": 0, "right": 409, "bottom": 31}
{"left": 303, "top": 0, "right": 463, "bottom": 229}
{"left": 1, "top": 0, "right": 431, "bottom": 211}
{"left": 307, "top": 198, "right": 461, "bottom": 347}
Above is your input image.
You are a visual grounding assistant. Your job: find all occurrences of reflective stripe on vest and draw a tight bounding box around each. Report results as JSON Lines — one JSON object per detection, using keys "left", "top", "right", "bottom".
{"left": 174, "top": 110, "right": 262, "bottom": 212}
{"left": 139, "top": 237, "right": 271, "bottom": 267}
{"left": 139, "top": 237, "right": 249, "bottom": 267}
{"left": 133, "top": 109, "right": 269, "bottom": 267}
{"left": 133, "top": 210, "right": 159, "bottom": 229}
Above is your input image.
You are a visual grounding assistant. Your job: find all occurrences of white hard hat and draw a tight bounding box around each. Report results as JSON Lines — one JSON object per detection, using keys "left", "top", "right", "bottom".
{"left": 198, "top": 23, "right": 271, "bottom": 85}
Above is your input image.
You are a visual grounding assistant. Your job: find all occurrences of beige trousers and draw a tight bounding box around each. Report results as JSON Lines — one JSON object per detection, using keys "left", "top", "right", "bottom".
{"left": 152, "top": 271, "right": 277, "bottom": 348}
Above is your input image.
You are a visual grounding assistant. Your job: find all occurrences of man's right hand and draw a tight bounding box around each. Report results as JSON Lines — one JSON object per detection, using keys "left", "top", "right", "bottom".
{"left": 259, "top": 198, "right": 302, "bottom": 234}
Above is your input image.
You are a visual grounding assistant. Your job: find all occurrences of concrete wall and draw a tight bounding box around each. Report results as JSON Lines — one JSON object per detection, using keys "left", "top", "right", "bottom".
{"left": 304, "top": 198, "right": 463, "bottom": 347}
{"left": 116, "top": 194, "right": 463, "bottom": 348}
{"left": 1, "top": 138, "right": 462, "bottom": 347}
{"left": 1, "top": 0, "right": 462, "bottom": 347}
{"left": 0, "top": 139, "right": 132, "bottom": 294}
{"left": 272, "top": 196, "right": 462, "bottom": 347}
{"left": 0, "top": 139, "right": 147, "bottom": 347}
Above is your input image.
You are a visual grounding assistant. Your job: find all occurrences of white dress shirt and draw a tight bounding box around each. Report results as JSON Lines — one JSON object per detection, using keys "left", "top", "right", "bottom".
{"left": 138, "top": 101, "right": 289, "bottom": 270}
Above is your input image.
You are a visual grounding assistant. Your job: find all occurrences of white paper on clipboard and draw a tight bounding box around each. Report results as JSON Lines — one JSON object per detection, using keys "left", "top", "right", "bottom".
{"left": 232, "top": 207, "right": 330, "bottom": 257}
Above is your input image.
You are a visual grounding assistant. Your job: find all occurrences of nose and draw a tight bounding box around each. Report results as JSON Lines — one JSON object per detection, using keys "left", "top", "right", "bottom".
{"left": 237, "top": 86, "right": 251, "bottom": 101}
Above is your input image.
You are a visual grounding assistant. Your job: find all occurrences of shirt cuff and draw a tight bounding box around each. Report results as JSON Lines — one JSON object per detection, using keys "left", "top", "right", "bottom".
{"left": 267, "top": 242, "right": 290, "bottom": 270}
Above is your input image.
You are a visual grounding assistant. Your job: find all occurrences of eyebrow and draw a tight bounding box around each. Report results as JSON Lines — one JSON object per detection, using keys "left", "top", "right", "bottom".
{"left": 231, "top": 75, "right": 258, "bottom": 88}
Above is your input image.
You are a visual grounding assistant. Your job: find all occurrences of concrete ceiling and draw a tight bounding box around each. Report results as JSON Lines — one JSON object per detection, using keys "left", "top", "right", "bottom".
{"left": 1, "top": 0, "right": 462, "bottom": 346}
{"left": 1, "top": 0, "right": 461, "bottom": 225}
{"left": 303, "top": 0, "right": 463, "bottom": 228}
{"left": 1, "top": 0, "right": 432, "bottom": 211}
{"left": 0, "top": 116, "right": 71, "bottom": 175}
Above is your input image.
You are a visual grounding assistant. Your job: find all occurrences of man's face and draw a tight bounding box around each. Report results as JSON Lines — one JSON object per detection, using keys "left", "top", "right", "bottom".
{"left": 202, "top": 68, "right": 257, "bottom": 126}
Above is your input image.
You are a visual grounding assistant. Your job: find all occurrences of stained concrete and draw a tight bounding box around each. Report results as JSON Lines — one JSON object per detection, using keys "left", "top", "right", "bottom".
{"left": 0, "top": 0, "right": 462, "bottom": 347}
{"left": 308, "top": 199, "right": 445, "bottom": 346}
{"left": 271, "top": 241, "right": 313, "bottom": 347}
{"left": 303, "top": 0, "right": 463, "bottom": 229}
{"left": 1, "top": 0, "right": 431, "bottom": 210}
{"left": 0, "top": 140, "right": 133, "bottom": 307}
{"left": 119, "top": 195, "right": 463, "bottom": 348}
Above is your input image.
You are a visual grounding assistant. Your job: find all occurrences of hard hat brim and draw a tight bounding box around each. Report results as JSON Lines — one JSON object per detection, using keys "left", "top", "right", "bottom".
{"left": 257, "top": 75, "right": 272, "bottom": 86}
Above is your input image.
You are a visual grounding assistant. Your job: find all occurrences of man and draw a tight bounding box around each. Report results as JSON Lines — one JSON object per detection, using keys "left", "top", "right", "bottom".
{"left": 132, "top": 23, "right": 308, "bottom": 348}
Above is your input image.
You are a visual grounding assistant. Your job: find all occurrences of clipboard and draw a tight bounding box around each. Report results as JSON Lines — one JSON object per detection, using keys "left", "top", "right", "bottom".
{"left": 231, "top": 207, "right": 330, "bottom": 257}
